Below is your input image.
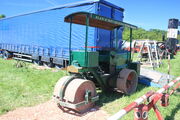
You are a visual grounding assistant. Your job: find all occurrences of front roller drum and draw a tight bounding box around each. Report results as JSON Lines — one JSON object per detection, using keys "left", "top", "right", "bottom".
{"left": 116, "top": 68, "right": 138, "bottom": 95}
{"left": 53, "top": 76, "right": 98, "bottom": 113}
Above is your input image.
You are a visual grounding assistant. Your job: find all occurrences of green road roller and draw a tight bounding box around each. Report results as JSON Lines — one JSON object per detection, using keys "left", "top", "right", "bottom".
{"left": 53, "top": 12, "right": 140, "bottom": 113}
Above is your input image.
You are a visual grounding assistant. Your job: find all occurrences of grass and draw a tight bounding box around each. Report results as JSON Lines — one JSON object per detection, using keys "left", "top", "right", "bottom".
{"left": 0, "top": 59, "right": 66, "bottom": 115}
{"left": 0, "top": 53, "right": 179, "bottom": 120}
{"left": 99, "top": 85, "right": 180, "bottom": 120}
{"left": 155, "top": 53, "right": 180, "bottom": 77}
{"left": 99, "top": 52, "right": 180, "bottom": 120}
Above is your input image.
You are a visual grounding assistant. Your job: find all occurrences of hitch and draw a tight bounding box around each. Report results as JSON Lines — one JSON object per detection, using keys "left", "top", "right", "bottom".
{"left": 160, "top": 93, "right": 169, "bottom": 107}
{"left": 134, "top": 104, "right": 148, "bottom": 120}
{"left": 108, "top": 77, "right": 180, "bottom": 120}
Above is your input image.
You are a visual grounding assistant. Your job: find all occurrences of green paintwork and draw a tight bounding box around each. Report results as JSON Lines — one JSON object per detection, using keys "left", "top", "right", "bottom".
{"left": 85, "top": 15, "right": 89, "bottom": 67}
{"left": 99, "top": 51, "right": 110, "bottom": 62}
{"left": 128, "top": 62, "right": 141, "bottom": 76}
{"left": 110, "top": 51, "right": 129, "bottom": 67}
{"left": 59, "top": 94, "right": 99, "bottom": 109}
{"left": 99, "top": 51, "right": 130, "bottom": 70}
{"left": 69, "top": 18, "right": 72, "bottom": 64}
{"left": 71, "top": 51, "right": 99, "bottom": 67}
{"left": 90, "top": 69, "right": 108, "bottom": 91}
{"left": 68, "top": 66, "right": 108, "bottom": 90}
{"left": 58, "top": 96, "right": 99, "bottom": 109}
{"left": 129, "top": 28, "right": 133, "bottom": 62}
{"left": 85, "top": 90, "right": 91, "bottom": 104}
{"left": 60, "top": 12, "right": 140, "bottom": 110}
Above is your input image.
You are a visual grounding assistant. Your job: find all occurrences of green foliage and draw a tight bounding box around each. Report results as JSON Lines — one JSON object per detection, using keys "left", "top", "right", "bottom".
{"left": 123, "top": 27, "right": 167, "bottom": 41}
{"left": 0, "top": 14, "right": 5, "bottom": 19}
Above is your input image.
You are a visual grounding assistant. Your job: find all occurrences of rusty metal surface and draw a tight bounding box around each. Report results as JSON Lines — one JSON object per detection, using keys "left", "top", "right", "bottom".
{"left": 64, "top": 79, "right": 96, "bottom": 112}
{"left": 116, "top": 68, "right": 138, "bottom": 94}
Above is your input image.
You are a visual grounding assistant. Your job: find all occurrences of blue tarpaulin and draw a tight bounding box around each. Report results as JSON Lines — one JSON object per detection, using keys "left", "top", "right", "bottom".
{"left": 0, "top": 0, "right": 124, "bottom": 61}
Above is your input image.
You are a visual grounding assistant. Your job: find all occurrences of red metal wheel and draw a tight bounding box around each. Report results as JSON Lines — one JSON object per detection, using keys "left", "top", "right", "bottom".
{"left": 116, "top": 68, "right": 138, "bottom": 95}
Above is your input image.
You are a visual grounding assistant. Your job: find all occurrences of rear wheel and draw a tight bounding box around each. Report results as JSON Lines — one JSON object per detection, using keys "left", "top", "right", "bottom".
{"left": 43, "top": 62, "right": 54, "bottom": 68}
{"left": 116, "top": 68, "right": 138, "bottom": 95}
{"left": 55, "top": 64, "right": 63, "bottom": 69}
{"left": 33, "top": 60, "right": 42, "bottom": 65}
{"left": 0, "top": 51, "right": 3, "bottom": 57}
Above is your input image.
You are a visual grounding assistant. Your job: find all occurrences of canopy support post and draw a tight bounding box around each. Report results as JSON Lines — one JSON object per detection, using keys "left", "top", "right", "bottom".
{"left": 85, "top": 15, "right": 89, "bottom": 67}
{"left": 69, "top": 17, "right": 72, "bottom": 65}
{"left": 115, "top": 28, "right": 119, "bottom": 49}
{"left": 129, "top": 28, "right": 133, "bottom": 62}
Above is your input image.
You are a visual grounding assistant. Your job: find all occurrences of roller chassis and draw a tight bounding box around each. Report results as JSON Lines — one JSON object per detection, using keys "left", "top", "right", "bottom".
{"left": 53, "top": 12, "right": 139, "bottom": 112}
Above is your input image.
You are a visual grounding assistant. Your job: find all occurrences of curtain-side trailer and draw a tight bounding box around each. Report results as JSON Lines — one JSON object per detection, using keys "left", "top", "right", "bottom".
{"left": 0, "top": 0, "right": 124, "bottom": 67}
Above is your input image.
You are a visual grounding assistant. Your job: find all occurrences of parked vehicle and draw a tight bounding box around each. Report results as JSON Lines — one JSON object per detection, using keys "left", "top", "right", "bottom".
{"left": 53, "top": 12, "right": 139, "bottom": 113}
{"left": 0, "top": 0, "right": 124, "bottom": 67}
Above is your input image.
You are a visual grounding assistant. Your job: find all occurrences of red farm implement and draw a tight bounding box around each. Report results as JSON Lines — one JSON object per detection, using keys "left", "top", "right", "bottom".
{"left": 108, "top": 77, "right": 180, "bottom": 120}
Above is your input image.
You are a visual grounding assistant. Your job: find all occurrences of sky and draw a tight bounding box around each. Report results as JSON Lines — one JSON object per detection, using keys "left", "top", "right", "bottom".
{"left": 0, "top": 0, "right": 180, "bottom": 30}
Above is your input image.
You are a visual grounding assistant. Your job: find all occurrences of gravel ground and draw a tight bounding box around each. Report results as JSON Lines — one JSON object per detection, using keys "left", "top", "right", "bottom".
{"left": 0, "top": 100, "right": 109, "bottom": 120}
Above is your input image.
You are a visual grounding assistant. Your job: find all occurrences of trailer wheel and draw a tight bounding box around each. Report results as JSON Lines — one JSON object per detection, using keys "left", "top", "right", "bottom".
{"left": 116, "top": 68, "right": 138, "bottom": 95}
{"left": 33, "top": 60, "right": 43, "bottom": 66}
{"left": 55, "top": 64, "right": 63, "bottom": 69}
{"left": 2, "top": 51, "right": 12, "bottom": 59}
{"left": 0, "top": 51, "right": 3, "bottom": 57}
{"left": 43, "top": 62, "right": 54, "bottom": 68}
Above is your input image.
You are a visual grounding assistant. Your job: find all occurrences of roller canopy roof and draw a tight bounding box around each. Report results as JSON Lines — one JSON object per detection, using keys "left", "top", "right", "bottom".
{"left": 64, "top": 12, "right": 137, "bottom": 30}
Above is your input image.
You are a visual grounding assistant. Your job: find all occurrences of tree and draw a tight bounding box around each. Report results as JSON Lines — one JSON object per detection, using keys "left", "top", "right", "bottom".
{"left": 0, "top": 14, "right": 5, "bottom": 19}
{"left": 123, "top": 27, "right": 167, "bottom": 41}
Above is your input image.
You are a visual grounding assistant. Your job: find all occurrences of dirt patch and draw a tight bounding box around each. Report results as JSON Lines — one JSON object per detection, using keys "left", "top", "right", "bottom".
{"left": 0, "top": 100, "right": 109, "bottom": 120}
{"left": 30, "top": 64, "right": 52, "bottom": 70}
{"left": 30, "top": 64, "right": 66, "bottom": 72}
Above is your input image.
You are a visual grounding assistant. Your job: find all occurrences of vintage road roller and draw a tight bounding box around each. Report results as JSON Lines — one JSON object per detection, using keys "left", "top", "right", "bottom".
{"left": 53, "top": 12, "right": 140, "bottom": 113}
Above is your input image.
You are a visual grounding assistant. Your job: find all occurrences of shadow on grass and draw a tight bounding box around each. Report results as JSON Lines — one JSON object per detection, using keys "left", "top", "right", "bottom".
{"left": 136, "top": 84, "right": 148, "bottom": 92}
{"left": 0, "top": 108, "right": 10, "bottom": 115}
{"left": 96, "top": 84, "right": 147, "bottom": 107}
{"left": 174, "top": 88, "right": 180, "bottom": 95}
{"left": 96, "top": 90, "right": 124, "bottom": 107}
{"left": 165, "top": 102, "right": 180, "bottom": 120}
